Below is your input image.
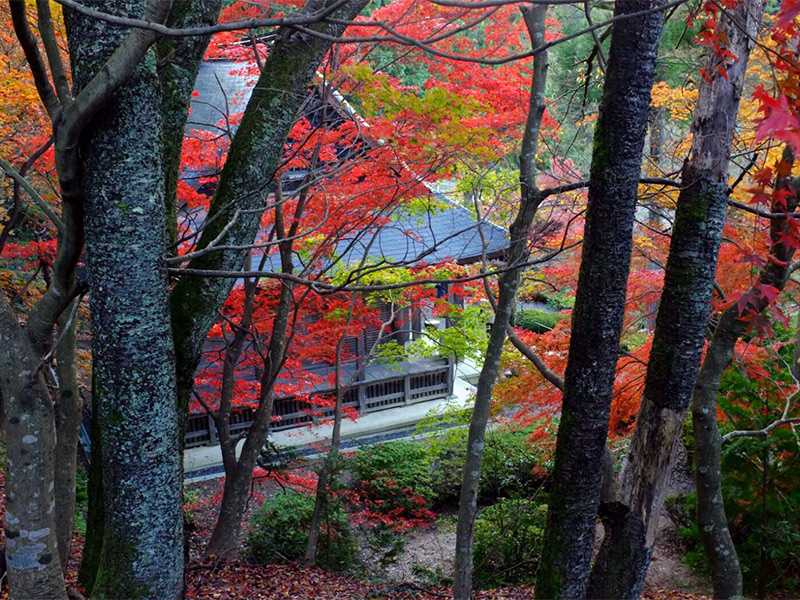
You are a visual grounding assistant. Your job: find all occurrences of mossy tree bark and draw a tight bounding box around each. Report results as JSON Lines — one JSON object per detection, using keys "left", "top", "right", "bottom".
{"left": 156, "top": 0, "right": 223, "bottom": 253}
{"left": 54, "top": 300, "right": 83, "bottom": 575}
{"left": 691, "top": 158, "right": 799, "bottom": 600}
{"left": 588, "top": 2, "right": 766, "bottom": 598}
{"left": 452, "top": 6, "right": 548, "bottom": 598}
{"left": 0, "top": 297, "right": 67, "bottom": 599}
{"left": 533, "top": 2, "right": 665, "bottom": 597}
{"left": 67, "top": 1, "right": 183, "bottom": 597}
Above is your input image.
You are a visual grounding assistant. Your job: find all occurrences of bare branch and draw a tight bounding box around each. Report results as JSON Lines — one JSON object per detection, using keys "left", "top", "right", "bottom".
{"left": 0, "top": 155, "right": 65, "bottom": 233}
{"left": 53, "top": 0, "right": 351, "bottom": 37}
{"left": 9, "top": 0, "right": 60, "bottom": 119}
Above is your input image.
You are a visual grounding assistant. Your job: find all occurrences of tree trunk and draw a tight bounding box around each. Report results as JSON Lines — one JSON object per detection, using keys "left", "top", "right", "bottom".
{"left": 77, "top": 383, "right": 104, "bottom": 596}
{"left": 692, "top": 159, "right": 799, "bottom": 600}
{"left": 305, "top": 311, "right": 361, "bottom": 566}
{"left": 588, "top": 2, "right": 765, "bottom": 598}
{"left": 54, "top": 300, "right": 83, "bottom": 575}
{"left": 452, "top": 7, "right": 548, "bottom": 598}
{"left": 692, "top": 310, "right": 746, "bottom": 600}
{"left": 67, "top": 2, "right": 183, "bottom": 596}
{"left": 156, "top": 0, "right": 223, "bottom": 253}
{"left": 0, "top": 298, "right": 67, "bottom": 599}
{"left": 534, "top": 3, "right": 664, "bottom": 598}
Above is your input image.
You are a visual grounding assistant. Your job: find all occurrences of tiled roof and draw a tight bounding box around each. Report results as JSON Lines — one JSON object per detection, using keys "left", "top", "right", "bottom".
{"left": 187, "top": 61, "right": 509, "bottom": 266}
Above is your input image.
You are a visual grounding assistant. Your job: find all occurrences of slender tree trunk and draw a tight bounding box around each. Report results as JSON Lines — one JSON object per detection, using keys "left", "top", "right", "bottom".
{"left": 303, "top": 394, "right": 343, "bottom": 566}
{"left": 0, "top": 297, "right": 67, "bottom": 599}
{"left": 78, "top": 381, "right": 104, "bottom": 596}
{"left": 692, "top": 157, "right": 799, "bottom": 600}
{"left": 67, "top": 2, "right": 183, "bottom": 596}
{"left": 305, "top": 291, "right": 375, "bottom": 565}
{"left": 170, "top": 0, "right": 370, "bottom": 424}
{"left": 692, "top": 310, "right": 746, "bottom": 600}
{"left": 54, "top": 299, "right": 82, "bottom": 575}
{"left": 452, "top": 7, "right": 548, "bottom": 598}
{"left": 534, "top": 3, "right": 664, "bottom": 598}
{"left": 588, "top": 3, "right": 765, "bottom": 598}
{"left": 204, "top": 281, "right": 293, "bottom": 556}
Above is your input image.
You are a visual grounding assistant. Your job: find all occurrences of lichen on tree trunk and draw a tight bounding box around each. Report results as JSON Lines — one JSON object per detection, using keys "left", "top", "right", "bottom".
{"left": 588, "top": 3, "right": 766, "bottom": 597}
{"left": 0, "top": 297, "right": 68, "bottom": 599}
{"left": 534, "top": 2, "right": 665, "bottom": 598}
{"left": 67, "top": 1, "right": 184, "bottom": 596}
{"left": 54, "top": 299, "right": 83, "bottom": 575}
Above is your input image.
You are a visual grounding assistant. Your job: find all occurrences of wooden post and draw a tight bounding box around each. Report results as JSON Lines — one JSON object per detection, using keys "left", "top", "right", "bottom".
{"left": 208, "top": 414, "right": 218, "bottom": 445}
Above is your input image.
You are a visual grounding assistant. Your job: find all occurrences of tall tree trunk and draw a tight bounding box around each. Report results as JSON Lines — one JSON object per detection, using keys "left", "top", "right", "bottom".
{"left": 67, "top": 2, "right": 183, "bottom": 596}
{"left": 0, "top": 297, "right": 67, "bottom": 599}
{"left": 588, "top": 2, "right": 765, "bottom": 598}
{"left": 54, "top": 300, "right": 83, "bottom": 575}
{"left": 534, "top": 3, "right": 665, "bottom": 598}
{"left": 156, "top": 0, "right": 224, "bottom": 253}
{"left": 692, "top": 155, "right": 799, "bottom": 600}
{"left": 452, "top": 6, "right": 548, "bottom": 598}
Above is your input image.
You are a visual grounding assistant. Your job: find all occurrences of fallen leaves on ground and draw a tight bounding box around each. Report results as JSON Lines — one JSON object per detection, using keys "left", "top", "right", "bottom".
{"left": 186, "top": 560, "right": 713, "bottom": 600}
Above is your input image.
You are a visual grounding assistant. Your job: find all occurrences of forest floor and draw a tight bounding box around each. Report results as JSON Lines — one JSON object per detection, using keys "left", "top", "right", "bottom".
{"left": 0, "top": 451, "right": 712, "bottom": 599}
{"left": 182, "top": 468, "right": 713, "bottom": 600}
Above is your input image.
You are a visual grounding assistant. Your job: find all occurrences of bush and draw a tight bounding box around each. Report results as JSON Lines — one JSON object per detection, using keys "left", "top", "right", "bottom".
{"left": 425, "top": 426, "right": 544, "bottom": 506}
{"left": 674, "top": 343, "right": 800, "bottom": 596}
{"left": 513, "top": 309, "right": 566, "bottom": 333}
{"left": 472, "top": 497, "right": 547, "bottom": 589}
{"left": 353, "top": 440, "right": 434, "bottom": 503}
{"left": 245, "top": 491, "right": 358, "bottom": 572}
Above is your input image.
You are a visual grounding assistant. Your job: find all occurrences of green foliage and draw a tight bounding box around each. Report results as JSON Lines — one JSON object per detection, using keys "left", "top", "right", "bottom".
{"left": 405, "top": 303, "right": 491, "bottom": 363}
{"left": 245, "top": 491, "right": 358, "bottom": 572}
{"left": 513, "top": 308, "right": 567, "bottom": 334}
{"left": 676, "top": 342, "right": 800, "bottom": 596}
{"left": 472, "top": 497, "right": 548, "bottom": 589}
{"left": 416, "top": 406, "right": 546, "bottom": 505}
{"left": 353, "top": 440, "right": 434, "bottom": 503}
{"left": 543, "top": 293, "right": 574, "bottom": 311}
{"left": 74, "top": 466, "right": 89, "bottom": 535}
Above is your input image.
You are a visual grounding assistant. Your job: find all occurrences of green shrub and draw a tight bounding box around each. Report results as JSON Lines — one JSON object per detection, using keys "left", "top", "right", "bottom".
{"left": 473, "top": 497, "right": 547, "bottom": 589}
{"left": 544, "top": 293, "right": 574, "bottom": 311}
{"left": 513, "top": 309, "right": 566, "bottom": 333}
{"left": 425, "top": 426, "right": 544, "bottom": 506}
{"left": 353, "top": 440, "right": 434, "bottom": 502}
{"left": 674, "top": 343, "right": 800, "bottom": 596}
{"left": 245, "top": 491, "right": 358, "bottom": 572}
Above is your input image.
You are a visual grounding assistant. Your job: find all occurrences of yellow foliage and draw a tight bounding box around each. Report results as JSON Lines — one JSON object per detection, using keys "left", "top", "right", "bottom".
{"left": 650, "top": 81, "right": 698, "bottom": 121}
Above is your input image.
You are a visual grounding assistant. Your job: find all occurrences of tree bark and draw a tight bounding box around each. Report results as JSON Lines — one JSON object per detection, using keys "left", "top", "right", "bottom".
{"left": 0, "top": 297, "right": 67, "bottom": 599}
{"left": 54, "top": 300, "right": 83, "bottom": 575}
{"left": 156, "top": 0, "right": 224, "bottom": 252}
{"left": 452, "top": 6, "right": 548, "bottom": 598}
{"left": 67, "top": 2, "right": 183, "bottom": 596}
{"left": 691, "top": 165, "right": 799, "bottom": 600}
{"left": 588, "top": 2, "right": 765, "bottom": 598}
{"left": 534, "top": 3, "right": 664, "bottom": 598}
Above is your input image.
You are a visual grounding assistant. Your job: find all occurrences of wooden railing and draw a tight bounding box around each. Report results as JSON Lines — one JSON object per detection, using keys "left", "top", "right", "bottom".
{"left": 185, "top": 358, "right": 454, "bottom": 448}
